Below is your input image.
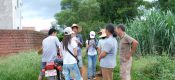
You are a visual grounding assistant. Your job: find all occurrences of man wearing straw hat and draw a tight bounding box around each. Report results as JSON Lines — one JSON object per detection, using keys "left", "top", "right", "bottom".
{"left": 71, "top": 24, "right": 84, "bottom": 75}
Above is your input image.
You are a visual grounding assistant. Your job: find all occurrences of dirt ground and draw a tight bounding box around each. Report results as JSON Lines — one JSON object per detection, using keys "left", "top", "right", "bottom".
{"left": 82, "top": 66, "right": 102, "bottom": 80}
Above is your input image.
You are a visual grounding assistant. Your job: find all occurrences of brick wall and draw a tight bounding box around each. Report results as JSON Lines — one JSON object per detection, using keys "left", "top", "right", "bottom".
{"left": 0, "top": 30, "right": 47, "bottom": 55}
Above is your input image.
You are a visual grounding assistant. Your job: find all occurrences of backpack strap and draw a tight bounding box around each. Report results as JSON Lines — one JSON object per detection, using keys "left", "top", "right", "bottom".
{"left": 67, "top": 48, "right": 79, "bottom": 63}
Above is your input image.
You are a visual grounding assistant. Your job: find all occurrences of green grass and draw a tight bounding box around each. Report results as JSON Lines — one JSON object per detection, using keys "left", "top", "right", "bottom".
{"left": 0, "top": 51, "right": 175, "bottom": 80}
{"left": 113, "top": 55, "right": 175, "bottom": 80}
{"left": 0, "top": 51, "right": 41, "bottom": 80}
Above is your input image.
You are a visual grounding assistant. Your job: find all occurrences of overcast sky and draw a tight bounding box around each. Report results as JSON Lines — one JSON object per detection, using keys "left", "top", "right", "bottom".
{"left": 22, "top": 0, "right": 154, "bottom": 31}
{"left": 22, "top": 0, "right": 61, "bottom": 31}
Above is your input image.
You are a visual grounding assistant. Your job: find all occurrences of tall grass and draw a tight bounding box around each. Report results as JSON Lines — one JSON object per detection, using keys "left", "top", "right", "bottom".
{"left": 126, "top": 10, "right": 175, "bottom": 55}
{"left": 0, "top": 52, "right": 174, "bottom": 80}
{"left": 113, "top": 55, "right": 175, "bottom": 80}
{"left": 0, "top": 51, "right": 41, "bottom": 80}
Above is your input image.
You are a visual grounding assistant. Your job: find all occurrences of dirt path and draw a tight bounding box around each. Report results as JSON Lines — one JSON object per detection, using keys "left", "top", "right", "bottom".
{"left": 82, "top": 66, "right": 102, "bottom": 80}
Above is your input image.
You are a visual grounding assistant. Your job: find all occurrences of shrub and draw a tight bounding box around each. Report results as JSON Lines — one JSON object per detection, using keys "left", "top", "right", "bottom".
{"left": 113, "top": 55, "right": 175, "bottom": 80}
{"left": 126, "top": 10, "right": 175, "bottom": 55}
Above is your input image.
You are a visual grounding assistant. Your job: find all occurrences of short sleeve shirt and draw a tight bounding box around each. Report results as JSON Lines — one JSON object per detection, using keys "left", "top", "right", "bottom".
{"left": 119, "top": 33, "right": 135, "bottom": 55}
{"left": 61, "top": 38, "right": 78, "bottom": 64}
{"left": 86, "top": 40, "right": 97, "bottom": 55}
{"left": 100, "top": 35, "right": 118, "bottom": 68}
{"left": 97, "top": 39, "right": 106, "bottom": 52}
{"left": 42, "top": 36, "right": 61, "bottom": 62}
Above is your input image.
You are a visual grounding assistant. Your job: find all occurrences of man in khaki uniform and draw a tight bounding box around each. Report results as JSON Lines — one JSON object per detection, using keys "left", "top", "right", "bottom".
{"left": 115, "top": 24, "right": 138, "bottom": 80}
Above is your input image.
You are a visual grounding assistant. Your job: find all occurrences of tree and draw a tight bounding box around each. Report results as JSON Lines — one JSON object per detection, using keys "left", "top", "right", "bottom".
{"left": 55, "top": 9, "right": 79, "bottom": 26}
{"left": 55, "top": 0, "right": 103, "bottom": 40}
{"left": 55, "top": 0, "right": 100, "bottom": 26}
{"left": 55, "top": 0, "right": 150, "bottom": 40}
{"left": 97, "top": 0, "right": 145, "bottom": 23}
{"left": 154, "top": 0, "right": 175, "bottom": 13}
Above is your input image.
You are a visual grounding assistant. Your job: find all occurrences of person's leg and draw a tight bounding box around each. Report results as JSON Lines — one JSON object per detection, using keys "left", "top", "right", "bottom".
{"left": 101, "top": 67, "right": 107, "bottom": 80}
{"left": 92, "top": 55, "right": 97, "bottom": 77}
{"left": 120, "top": 57, "right": 132, "bottom": 80}
{"left": 88, "top": 55, "right": 93, "bottom": 79}
{"left": 107, "top": 68, "right": 113, "bottom": 80}
{"left": 63, "top": 64, "right": 71, "bottom": 80}
{"left": 38, "top": 62, "right": 46, "bottom": 80}
{"left": 101, "top": 67, "right": 113, "bottom": 80}
{"left": 78, "top": 56, "right": 83, "bottom": 76}
{"left": 72, "top": 63, "right": 82, "bottom": 80}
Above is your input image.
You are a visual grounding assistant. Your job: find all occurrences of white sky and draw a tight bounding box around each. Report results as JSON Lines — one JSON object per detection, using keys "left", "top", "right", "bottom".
{"left": 22, "top": 0, "right": 61, "bottom": 31}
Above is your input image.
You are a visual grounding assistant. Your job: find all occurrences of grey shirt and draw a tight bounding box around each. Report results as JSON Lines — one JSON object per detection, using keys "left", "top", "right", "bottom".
{"left": 42, "top": 36, "right": 60, "bottom": 62}
{"left": 100, "top": 35, "right": 118, "bottom": 68}
{"left": 97, "top": 39, "right": 106, "bottom": 53}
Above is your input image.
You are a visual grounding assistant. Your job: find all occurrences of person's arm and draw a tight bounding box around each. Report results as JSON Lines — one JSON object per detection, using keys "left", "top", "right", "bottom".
{"left": 131, "top": 40, "right": 138, "bottom": 54}
{"left": 55, "top": 37, "right": 61, "bottom": 56}
{"left": 86, "top": 40, "right": 91, "bottom": 49}
{"left": 73, "top": 48, "right": 78, "bottom": 56}
{"left": 98, "top": 41, "right": 111, "bottom": 61}
{"left": 125, "top": 35, "right": 138, "bottom": 59}
{"left": 72, "top": 38, "right": 78, "bottom": 56}
{"left": 97, "top": 47, "right": 101, "bottom": 55}
{"left": 78, "top": 34, "right": 83, "bottom": 47}
{"left": 98, "top": 51, "right": 107, "bottom": 61}
{"left": 59, "top": 48, "right": 62, "bottom": 57}
{"left": 97, "top": 41, "right": 101, "bottom": 54}
{"left": 55, "top": 37, "right": 61, "bottom": 47}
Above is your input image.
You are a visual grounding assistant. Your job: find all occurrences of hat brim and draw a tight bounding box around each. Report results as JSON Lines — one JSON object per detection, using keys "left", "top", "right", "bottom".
{"left": 99, "top": 34, "right": 107, "bottom": 38}
{"left": 90, "top": 36, "right": 95, "bottom": 38}
{"left": 64, "top": 31, "right": 74, "bottom": 35}
{"left": 71, "top": 25, "right": 82, "bottom": 32}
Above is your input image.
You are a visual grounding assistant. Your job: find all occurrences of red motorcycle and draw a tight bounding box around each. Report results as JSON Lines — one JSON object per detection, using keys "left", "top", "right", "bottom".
{"left": 42, "top": 56, "right": 64, "bottom": 80}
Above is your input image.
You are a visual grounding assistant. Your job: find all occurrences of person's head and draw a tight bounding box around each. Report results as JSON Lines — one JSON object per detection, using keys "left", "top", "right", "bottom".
{"left": 116, "top": 24, "right": 125, "bottom": 37}
{"left": 71, "top": 24, "right": 81, "bottom": 34}
{"left": 62, "top": 27, "right": 74, "bottom": 50}
{"left": 105, "top": 23, "right": 117, "bottom": 37}
{"left": 48, "top": 28, "right": 57, "bottom": 36}
{"left": 89, "top": 31, "right": 95, "bottom": 40}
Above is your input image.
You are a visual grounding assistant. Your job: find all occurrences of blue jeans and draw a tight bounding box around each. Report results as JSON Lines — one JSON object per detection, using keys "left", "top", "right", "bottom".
{"left": 63, "top": 63, "right": 82, "bottom": 80}
{"left": 88, "top": 55, "right": 97, "bottom": 78}
{"left": 77, "top": 56, "right": 83, "bottom": 68}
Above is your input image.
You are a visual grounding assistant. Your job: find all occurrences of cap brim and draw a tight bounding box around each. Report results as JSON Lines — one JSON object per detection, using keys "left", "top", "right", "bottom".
{"left": 64, "top": 31, "right": 74, "bottom": 35}
{"left": 90, "top": 36, "right": 95, "bottom": 38}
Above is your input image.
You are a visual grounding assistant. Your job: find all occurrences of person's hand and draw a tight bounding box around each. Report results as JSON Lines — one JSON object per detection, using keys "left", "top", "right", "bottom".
{"left": 93, "top": 44, "right": 97, "bottom": 48}
{"left": 76, "top": 40, "right": 80, "bottom": 44}
{"left": 125, "top": 52, "right": 132, "bottom": 60}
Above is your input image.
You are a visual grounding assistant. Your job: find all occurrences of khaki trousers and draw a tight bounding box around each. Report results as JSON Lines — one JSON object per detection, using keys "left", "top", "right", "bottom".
{"left": 120, "top": 57, "right": 132, "bottom": 80}
{"left": 101, "top": 67, "right": 114, "bottom": 80}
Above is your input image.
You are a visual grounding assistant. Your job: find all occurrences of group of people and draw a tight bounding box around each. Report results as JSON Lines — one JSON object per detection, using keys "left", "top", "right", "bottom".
{"left": 38, "top": 23, "right": 138, "bottom": 80}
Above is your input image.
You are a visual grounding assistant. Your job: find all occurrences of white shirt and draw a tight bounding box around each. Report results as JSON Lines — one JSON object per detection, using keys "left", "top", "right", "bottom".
{"left": 61, "top": 38, "right": 78, "bottom": 64}
{"left": 86, "top": 40, "right": 97, "bottom": 55}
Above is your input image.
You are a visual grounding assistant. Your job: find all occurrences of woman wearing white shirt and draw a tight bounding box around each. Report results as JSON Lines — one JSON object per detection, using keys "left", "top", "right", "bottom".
{"left": 61, "top": 27, "right": 82, "bottom": 80}
{"left": 86, "top": 31, "right": 98, "bottom": 80}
